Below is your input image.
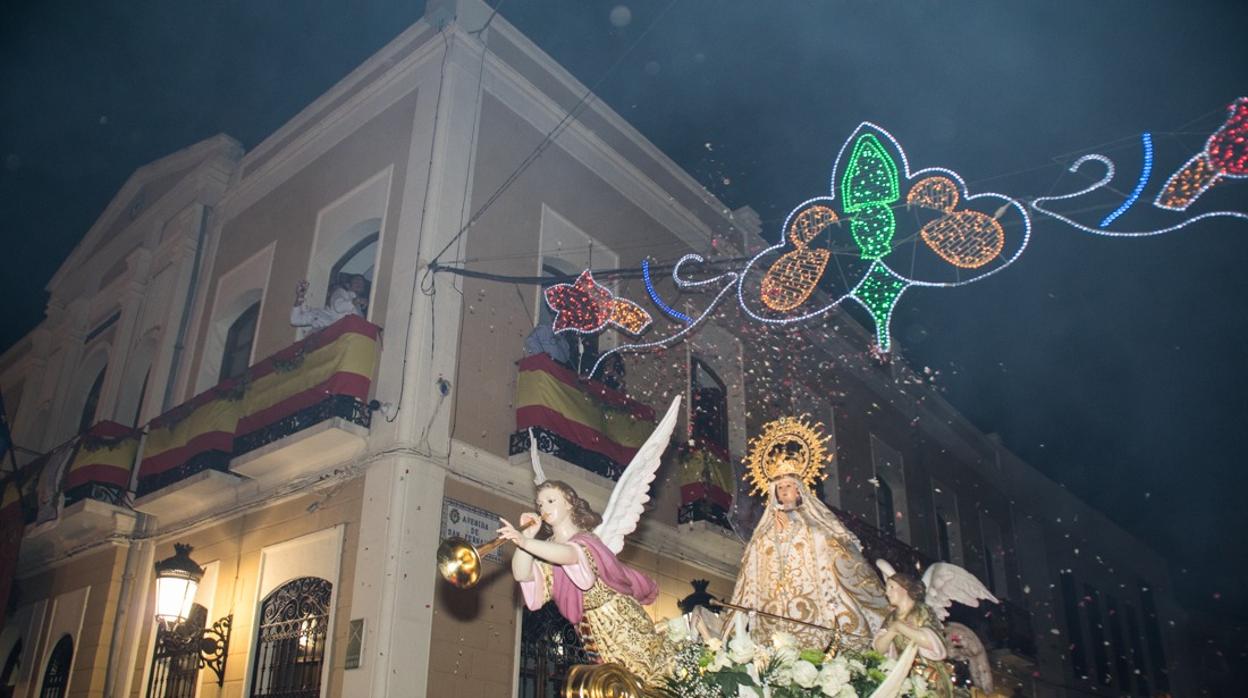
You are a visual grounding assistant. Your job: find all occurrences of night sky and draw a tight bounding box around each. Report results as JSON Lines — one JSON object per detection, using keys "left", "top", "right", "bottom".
{"left": 3, "top": 0, "right": 1246, "bottom": 642}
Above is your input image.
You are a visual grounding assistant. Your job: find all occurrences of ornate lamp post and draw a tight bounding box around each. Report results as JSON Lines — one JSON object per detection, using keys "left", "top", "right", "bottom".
{"left": 152, "top": 544, "right": 232, "bottom": 686}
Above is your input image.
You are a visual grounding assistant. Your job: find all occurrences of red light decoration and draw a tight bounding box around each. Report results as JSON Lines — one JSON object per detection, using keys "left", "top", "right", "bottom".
{"left": 544, "top": 270, "right": 653, "bottom": 336}
{"left": 1156, "top": 96, "right": 1248, "bottom": 211}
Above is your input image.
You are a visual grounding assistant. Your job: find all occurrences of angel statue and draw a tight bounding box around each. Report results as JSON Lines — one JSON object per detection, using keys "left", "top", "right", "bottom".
{"left": 871, "top": 559, "right": 999, "bottom": 698}
{"left": 726, "top": 416, "right": 890, "bottom": 651}
{"left": 497, "top": 396, "right": 682, "bottom": 687}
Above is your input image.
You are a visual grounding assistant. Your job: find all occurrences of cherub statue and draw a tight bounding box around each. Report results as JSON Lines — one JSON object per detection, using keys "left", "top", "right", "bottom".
{"left": 871, "top": 560, "right": 999, "bottom": 698}
{"left": 497, "top": 396, "right": 682, "bottom": 687}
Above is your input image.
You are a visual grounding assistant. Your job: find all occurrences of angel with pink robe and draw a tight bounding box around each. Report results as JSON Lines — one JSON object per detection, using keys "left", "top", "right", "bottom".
{"left": 498, "top": 397, "right": 682, "bottom": 687}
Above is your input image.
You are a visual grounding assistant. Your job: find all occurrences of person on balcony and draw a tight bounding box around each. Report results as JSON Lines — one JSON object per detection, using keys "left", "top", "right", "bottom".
{"left": 289, "top": 275, "right": 367, "bottom": 331}
{"left": 522, "top": 321, "right": 571, "bottom": 366}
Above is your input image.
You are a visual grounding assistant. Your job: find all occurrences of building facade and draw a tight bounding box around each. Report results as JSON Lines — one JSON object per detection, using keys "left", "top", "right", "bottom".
{"left": 0, "top": 1, "right": 1193, "bottom": 696}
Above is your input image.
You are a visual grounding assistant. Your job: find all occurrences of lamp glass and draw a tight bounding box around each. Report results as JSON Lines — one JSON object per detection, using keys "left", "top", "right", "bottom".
{"left": 154, "top": 575, "right": 199, "bottom": 625}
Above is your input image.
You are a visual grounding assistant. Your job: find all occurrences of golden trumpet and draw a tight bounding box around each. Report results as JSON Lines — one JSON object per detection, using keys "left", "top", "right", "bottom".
{"left": 435, "top": 536, "right": 510, "bottom": 588}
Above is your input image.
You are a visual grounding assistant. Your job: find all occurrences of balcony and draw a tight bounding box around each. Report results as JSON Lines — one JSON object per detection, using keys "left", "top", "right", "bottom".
{"left": 10, "top": 422, "right": 140, "bottom": 568}
{"left": 134, "top": 316, "right": 379, "bottom": 524}
{"left": 507, "top": 353, "right": 656, "bottom": 481}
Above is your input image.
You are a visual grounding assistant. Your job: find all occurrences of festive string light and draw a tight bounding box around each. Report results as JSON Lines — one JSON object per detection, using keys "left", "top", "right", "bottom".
{"left": 1155, "top": 97, "right": 1248, "bottom": 211}
{"left": 760, "top": 204, "right": 836, "bottom": 311}
{"left": 588, "top": 255, "right": 739, "bottom": 376}
{"left": 849, "top": 262, "right": 909, "bottom": 351}
{"left": 841, "top": 133, "right": 901, "bottom": 260}
{"left": 1032, "top": 154, "right": 1248, "bottom": 237}
{"left": 1099, "top": 132, "right": 1153, "bottom": 227}
{"left": 641, "top": 258, "right": 691, "bottom": 324}
{"left": 544, "top": 270, "right": 652, "bottom": 335}
{"left": 909, "top": 176, "right": 1004, "bottom": 269}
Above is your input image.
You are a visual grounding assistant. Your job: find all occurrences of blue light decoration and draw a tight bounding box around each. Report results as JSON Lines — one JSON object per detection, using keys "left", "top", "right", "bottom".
{"left": 642, "top": 258, "right": 692, "bottom": 324}
{"left": 1099, "top": 133, "right": 1154, "bottom": 228}
{"left": 568, "top": 110, "right": 1248, "bottom": 374}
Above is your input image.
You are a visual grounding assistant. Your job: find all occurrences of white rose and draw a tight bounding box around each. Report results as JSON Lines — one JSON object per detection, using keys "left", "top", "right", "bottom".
{"left": 771, "top": 632, "right": 798, "bottom": 650}
{"left": 665, "top": 617, "right": 690, "bottom": 642}
{"left": 818, "top": 659, "right": 852, "bottom": 696}
{"left": 835, "top": 686, "right": 858, "bottom": 698}
{"left": 791, "top": 660, "right": 819, "bottom": 688}
{"left": 728, "top": 634, "right": 758, "bottom": 664}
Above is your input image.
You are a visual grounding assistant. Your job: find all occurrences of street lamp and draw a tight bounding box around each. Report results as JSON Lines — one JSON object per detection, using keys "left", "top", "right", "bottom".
{"left": 154, "top": 543, "right": 203, "bottom": 626}
{"left": 152, "top": 543, "right": 232, "bottom": 686}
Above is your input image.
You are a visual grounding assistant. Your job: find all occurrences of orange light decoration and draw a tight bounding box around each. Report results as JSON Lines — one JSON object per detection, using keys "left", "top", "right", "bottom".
{"left": 908, "top": 176, "right": 1004, "bottom": 269}
{"left": 760, "top": 205, "right": 837, "bottom": 311}
{"left": 1155, "top": 96, "right": 1248, "bottom": 211}
{"left": 544, "top": 270, "right": 652, "bottom": 336}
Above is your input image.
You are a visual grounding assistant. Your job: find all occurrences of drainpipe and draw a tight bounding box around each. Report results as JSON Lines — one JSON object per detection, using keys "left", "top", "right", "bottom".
{"left": 161, "top": 204, "right": 210, "bottom": 411}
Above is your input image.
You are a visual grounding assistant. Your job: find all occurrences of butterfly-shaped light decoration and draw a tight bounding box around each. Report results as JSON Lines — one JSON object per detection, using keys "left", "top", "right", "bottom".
{"left": 544, "top": 270, "right": 652, "bottom": 336}
{"left": 739, "top": 122, "right": 1032, "bottom": 351}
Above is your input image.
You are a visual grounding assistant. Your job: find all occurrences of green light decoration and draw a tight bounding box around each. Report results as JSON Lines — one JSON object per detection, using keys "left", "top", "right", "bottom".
{"left": 849, "top": 204, "right": 896, "bottom": 260}
{"left": 840, "top": 133, "right": 901, "bottom": 260}
{"left": 850, "top": 262, "right": 909, "bottom": 350}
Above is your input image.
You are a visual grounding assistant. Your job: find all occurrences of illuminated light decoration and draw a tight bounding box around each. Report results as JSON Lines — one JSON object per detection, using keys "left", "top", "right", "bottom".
{"left": 909, "top": 176, "right": 1005, "bottom": 269}
{"left": 849, "top": 262, "right": 910, "bottom": 351}
{"left": 1099, "top": 132, "right": 1154, "bottom": 227}
{"left": 1032, "top": 154, "right": 1248, "bottom": 237}
{"left": 588, "top": 254, "right": 739, "bottom": 376}
{"left": 735, "top": 122, "right": 1031, "bottom": 354}
{"left": 760, "top": 204, "right": 836, "bottom": 311}
{"left": 1155, "top": 97, "right": 1248, "bottom": 211}
{"left": 841, "top": 133, "right": 901, "bottom": 260}
{"left": 641, "top": 258, "right": 691, "bottom": 324}
{"left": 544, "top": 270, "right": 652, "bottom": 335}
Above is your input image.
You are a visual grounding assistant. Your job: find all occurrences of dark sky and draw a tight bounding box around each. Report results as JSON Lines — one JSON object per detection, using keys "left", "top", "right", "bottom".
{"left": 4, "top": 0, "right": 1247, "bottom": 632}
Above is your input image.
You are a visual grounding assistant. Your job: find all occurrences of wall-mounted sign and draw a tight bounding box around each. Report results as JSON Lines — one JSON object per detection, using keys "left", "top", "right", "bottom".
{"left": 440, "top": 498, "right": 504, "bottom": 564}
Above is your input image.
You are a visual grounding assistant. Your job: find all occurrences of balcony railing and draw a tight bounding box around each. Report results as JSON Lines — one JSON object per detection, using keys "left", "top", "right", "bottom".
{"left": 135, "top": 315, "right": 380, "bottom": 497}
{"left": 62, "top": 421, "right": 140, "bottom": 507}
{"left": 508, "top": 353, "right": 656, "bottom": 481}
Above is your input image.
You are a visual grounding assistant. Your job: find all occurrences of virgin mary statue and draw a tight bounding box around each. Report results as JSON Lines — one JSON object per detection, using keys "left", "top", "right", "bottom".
{"left": 727, "top": 416, "right": 890, "bottom": 651}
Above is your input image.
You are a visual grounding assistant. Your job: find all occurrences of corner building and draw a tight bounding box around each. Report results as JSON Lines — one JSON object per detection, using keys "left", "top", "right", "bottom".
{"left": 0, "top": 1, "right": 1193, "bottom": 696}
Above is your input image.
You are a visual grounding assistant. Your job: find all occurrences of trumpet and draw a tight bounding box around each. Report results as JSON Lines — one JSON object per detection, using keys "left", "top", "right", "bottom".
{"left": 435, "top": 536, "right": 510, "bottom": 588}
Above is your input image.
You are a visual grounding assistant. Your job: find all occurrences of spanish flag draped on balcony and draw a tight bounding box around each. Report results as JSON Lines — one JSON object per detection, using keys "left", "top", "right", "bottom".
{"left": 515, "top": 353, "right": 655, "bottom": 468}
{"left": 138, "top": 316, "right": 379, "bottom": 488}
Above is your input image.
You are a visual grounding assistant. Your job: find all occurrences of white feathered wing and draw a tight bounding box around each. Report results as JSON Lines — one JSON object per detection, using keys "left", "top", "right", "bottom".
{"left": 594, "top": 395, "right": 682, "bottom": 554}
{"left": 921, "top": 561, "right": 999, "bottom": 621}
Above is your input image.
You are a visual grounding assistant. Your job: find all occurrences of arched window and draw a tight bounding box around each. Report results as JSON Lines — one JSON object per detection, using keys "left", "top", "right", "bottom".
{"left": 220, "top": 302, "right": 260, "bottom": 382}
{"left": 936, "top": 512, "right": 952, "bottom": 562}
{"left": 78, "top": 367, "right": 107, "bottom": 434}
{"left": 326, "top": 233, "right": 377, "bottom": 320}
{"left": 39, "top": 635, "right": 72, "bottom": 698}
{"left": 1, "top": 639, "right": 22, "bottom": 698}
{"left": 249, "top": 577, "right": 332, "bottom": 698}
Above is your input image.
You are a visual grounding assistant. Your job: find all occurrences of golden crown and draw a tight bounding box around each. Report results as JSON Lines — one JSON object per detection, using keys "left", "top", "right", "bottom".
{"left": 744, "top": 415, "right": 832, "bottom": 496}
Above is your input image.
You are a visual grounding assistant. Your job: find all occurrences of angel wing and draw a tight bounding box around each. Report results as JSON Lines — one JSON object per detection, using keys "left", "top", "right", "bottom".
{"left": 528, "top": 428, "right": 548, "bottom": 486}
{"left": 944, "top": 621, "right": 994, "bottom": 692}
{"left": 594, "top": 395, "right": 682, "bottom": 553}
{"left": 922, "top": 561, "right": 999, "bottom": 621}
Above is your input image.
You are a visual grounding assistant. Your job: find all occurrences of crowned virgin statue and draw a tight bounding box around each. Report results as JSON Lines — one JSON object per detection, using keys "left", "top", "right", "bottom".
{"left": 726, "top": 416, "right": 890, "bottom": 651}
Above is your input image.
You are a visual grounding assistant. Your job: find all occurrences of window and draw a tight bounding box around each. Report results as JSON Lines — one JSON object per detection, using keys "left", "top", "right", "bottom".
{"left": 1105, "top": 595, "right": 1133, "bottom": 692}
{"left": 876, "top": 479, "right": 896, "bottom": 538}
{"left": 1124, "top": 603, "right": 1151, "bottom": 696}
{"left": 538, "top": 263, "right": 591, "bottom": 371}
{"left": 249, "top": 577, "right": 332, "bottom": 698}
{"left": 146, "top": 604, "right": 208, "bottom": 698}
{"left": 326, "top": 233, "right": 377, "bottom": 320}
{"left": 690, "top": 358, "right": 729, "bottom": 456}
{"left": 1059, "top": 572, "right": 1089, "bottom": 679}
{"left": 1, "top": 639, "right": 21, "bottom": 698}
{"left": 220, "top": 302, "right": 260, "bottom": 382}
{"left": 39, "top": 635, "right": 72, "bottom": 698}
{"left": 518, "top": 603, "right": 594, "bottom": 698}
{"left": 1139, "top": 582, "right": 1169, "bottom": 692}
{"left": 936, "top": 512, "right": 952, "bottom": 561}
{"left": 869, "top": 435, "right": 908, "bottom": 542}
{"left": 78, "top": 366, "right": 107, "bottom": 434}
{"left": 1084, "top": 584, "right": 1110, "bottom": 685}
{"left": 978, "top": 514, "right": 1008, "bottom": 598}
